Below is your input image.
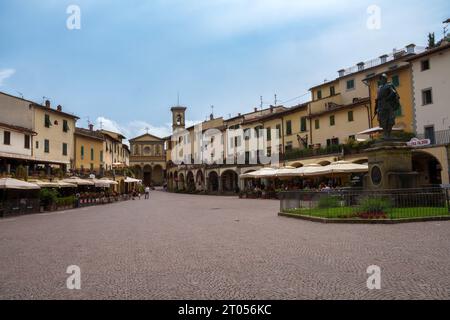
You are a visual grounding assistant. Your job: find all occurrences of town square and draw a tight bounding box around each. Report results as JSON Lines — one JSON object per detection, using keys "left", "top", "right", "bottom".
{"left": 0, "top": 1, "right": 449, "bottom": 303}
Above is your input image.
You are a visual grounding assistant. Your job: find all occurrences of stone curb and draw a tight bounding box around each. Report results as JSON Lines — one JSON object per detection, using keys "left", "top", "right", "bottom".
{"left": 278, "top": 212, "right": 450, "bottom": 224}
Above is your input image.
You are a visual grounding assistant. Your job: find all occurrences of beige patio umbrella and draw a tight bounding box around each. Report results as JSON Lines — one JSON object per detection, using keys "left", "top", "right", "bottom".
{"left": 124, "top": 177, "right": 142, "bottom": 183}
{"left": 31, "top": 180, "right": 77, "bottom": 188}
{"left": 100, "top": 178, "right": 119, "bottom": 185}
{"left": 240, "top": 168, "right": 277, "bottom": 179}
{"left": 61, "top": 177, "right": 95, "bottom": 186}
{"left": 0, "top": 178, "right": 40, "bottom": 190}
{"left": 89, "top": 178, "right": 112, "bottom": 188}
{"left": 325, "top": 161, "right": 369, "bottom": 174}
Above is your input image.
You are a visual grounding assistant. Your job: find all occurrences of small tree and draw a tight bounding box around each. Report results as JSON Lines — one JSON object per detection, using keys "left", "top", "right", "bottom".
{"left": 428, "top": 32, "right": 436, "bottom": 48}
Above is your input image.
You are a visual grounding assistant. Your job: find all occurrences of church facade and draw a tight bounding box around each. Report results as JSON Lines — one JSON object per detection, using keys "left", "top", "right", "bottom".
{"left": 129, "top": 133, "right": 166, "bottom": 186}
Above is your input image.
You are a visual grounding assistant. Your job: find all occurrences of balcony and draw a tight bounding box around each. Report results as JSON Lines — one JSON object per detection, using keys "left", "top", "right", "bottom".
{"left": 283, "top": 145, "right": 343, "bottom": 161}
{"left": 417, "top": 129, "right": 450, "bottom": 146}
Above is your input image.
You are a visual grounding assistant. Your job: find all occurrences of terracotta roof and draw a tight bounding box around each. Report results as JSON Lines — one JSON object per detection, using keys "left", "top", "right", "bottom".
{"left": 75, "top": 127, "right": 105, "bottom": 141}
{"left": 0, "top": 122, "right": 37, "bottom": 135}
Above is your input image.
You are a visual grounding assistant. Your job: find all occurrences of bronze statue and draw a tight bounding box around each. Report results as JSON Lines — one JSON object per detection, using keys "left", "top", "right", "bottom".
{"left": 375, "top": 74, "right": 401, "bottom": 139}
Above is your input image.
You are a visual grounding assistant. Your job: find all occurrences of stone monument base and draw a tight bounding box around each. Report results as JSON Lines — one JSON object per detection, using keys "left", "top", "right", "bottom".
{"left": 364, "top": 140, "right": 419, "bottom": 190}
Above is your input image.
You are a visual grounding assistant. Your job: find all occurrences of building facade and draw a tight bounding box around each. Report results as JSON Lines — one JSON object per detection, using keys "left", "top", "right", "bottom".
{"left": 74, "top": 126, "right": 105, "bottom": 175}
{"left": 129, "top": 133, "right": 166, "bottom": 186}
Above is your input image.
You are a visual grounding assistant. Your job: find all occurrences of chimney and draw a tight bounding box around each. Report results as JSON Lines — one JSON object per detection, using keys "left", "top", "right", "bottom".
{"left": 57, "top": 105, "right": 62, "bottom": 112}
{"left": 270, "top": 106, "right": 274, "bottom": 113}
{"left": 406, "top": 43, "right": 416, "bottom": 54}
{"left": 338, "top": 69, "right": 345, "bottom": 77}
{"left": 45, "top": 100, "right": 51, "bottom": 108}
{"left": 379, "top": 54, "right": 388, "bottom": 64}
{"left": 357, "top": 62, "right": 365, "bottom": 71}
{"left": 210, "top": 113, "right": 214, "bottom": 121}
{"left": 254, "top": 107, "right": 258, "bottom": 112}
{"left": 89, "top": 124, "right": 94, "bottom": 131}
{"left": 238, "top": 113, "right": 241, "bottom": 116}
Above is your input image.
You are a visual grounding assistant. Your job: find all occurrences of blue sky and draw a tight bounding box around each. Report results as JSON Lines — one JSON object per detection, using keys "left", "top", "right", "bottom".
{"left": 0, "top": 0, "right": 448, "bottom": 139}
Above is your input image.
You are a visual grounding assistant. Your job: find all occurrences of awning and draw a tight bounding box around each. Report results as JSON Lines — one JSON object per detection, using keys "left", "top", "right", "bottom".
{"left": 0, "top": 178, "right": 40, "bottom": 190}
{"left": 100, "top": 178, "right": 119, "bottom": 186}
{"left": 61, "top": 177, "right": 95, "bottom": 186}
{"left": 89, "top": 179, "right": 112, "bottom": 188}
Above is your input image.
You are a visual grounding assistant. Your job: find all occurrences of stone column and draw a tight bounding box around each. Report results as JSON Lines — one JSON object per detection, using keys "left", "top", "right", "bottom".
{"left": 218, "top": 174, "right": 223, "bottom": 193}
{"left": 6, "top": 163, "right": 11, "bottom": 175}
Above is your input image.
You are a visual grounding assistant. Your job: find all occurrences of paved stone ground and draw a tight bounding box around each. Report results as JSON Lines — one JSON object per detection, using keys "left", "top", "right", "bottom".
{"left": 0, "top": 191, "right": 449, "bottom": 300}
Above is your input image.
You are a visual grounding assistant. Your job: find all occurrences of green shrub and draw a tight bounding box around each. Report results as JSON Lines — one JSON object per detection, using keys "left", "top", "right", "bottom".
{"left": 358, "top": 197, "right": 392, "bottom": 213}
{"left": 55, "top": 196, "right": 76, "bottom": 207}
{"left": 39, "top": 188, "right": 59, "bottom": 207}
{"left": 318, "top": 195, "right": 340, "bottom": 209}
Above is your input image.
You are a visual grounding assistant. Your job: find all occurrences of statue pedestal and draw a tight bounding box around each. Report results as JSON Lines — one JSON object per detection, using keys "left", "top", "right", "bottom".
{"left": 364, "top": 140, "right": 419, "bottom": 190}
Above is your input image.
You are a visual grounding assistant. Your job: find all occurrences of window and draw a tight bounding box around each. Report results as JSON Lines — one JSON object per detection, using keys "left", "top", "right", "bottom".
{"left": 424, "top": 126, "right": 436, "bottom": 144}
{"left": 266, "top": 127, "right": 271, "bottom": 141}
{"left": 421, "top": 59, "right": 430, "bottom": 71}
{"left": 62, "top": 143, "right": 68, "bottom": 156}
{"left": 348, "top": 135, "right": 356, "bottom": 141}
{"left": 422, "top": 88, "right": 433, "bottom": 105}
{"left": 100, "top": 151, "right": 104, "bottom": 162}
{"left": 348, "top": 111, "right": 354, "bottom": 122}
{"left": 44, "top": 114, "right": 51, "bottom": 128}
{"left": 44, "top": 139, "right": 50, "bottom": 153}
{"left": 330, "top": 115, "right": 335, "bottom": 126}
{"left": 276, "top": 124, "right": 281, "bottom": 138}
{"left": 90, "top": 163, "right": 94, "bottom": 172}
{"left": 330, "top": 86, "right": 336, "bottom": 96}
{"left": 286, "top": 120, "right": 292, "bottom": 135}
{"left": 91, "top": 148, "right": 94, "bottom": 161}
{"left": 317, "top": 90, "right": 322, "bottom": 100}
{"left": 315, "top": 119, "right": 320, "bottom": 129}
{"left": 266, "top": 147, "right": 272, "bottom": 157}
{"left": 346, "top": 79, "right": 355, "bottom": 90}
{"left": 63, "top": 120, "right": 69, "bottom": 132}
{"left": 3, "top": 131, "right": 11, "bottom": 145}
{"left": 24, "top": 135, "right": 30, "bottom": 149}
{"left": 36, "top": 141, "right": 39, "bottom": 149}
{"left": 81, "top": 146, "right": 84, "bottom": 160}
{"left": 326, "top": 138, "right": 339, "bottom": 146}
{"left": 285, "top": 142, "right": 293, "bottom": 152}
{"left": 392, "top": 75, "right": 400, "bottom": 87}
{"left": 300, "top": 117, "right": 307, "bottom": 132}
{"left": 244, "top": 128, "right": 251, "bottom": 140}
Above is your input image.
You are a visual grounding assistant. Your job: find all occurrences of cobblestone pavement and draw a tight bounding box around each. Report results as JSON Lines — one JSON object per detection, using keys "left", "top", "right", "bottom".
{"left": 0, "top": 191, "right": 449, "bottom": 300}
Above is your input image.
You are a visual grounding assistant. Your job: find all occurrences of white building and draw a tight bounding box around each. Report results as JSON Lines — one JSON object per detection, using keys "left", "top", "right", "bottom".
{"left": 408, "top": 41, "right": 450, "bottom": 144}
{"left": 0, "top": 122, "right": 36, "bottom": 173}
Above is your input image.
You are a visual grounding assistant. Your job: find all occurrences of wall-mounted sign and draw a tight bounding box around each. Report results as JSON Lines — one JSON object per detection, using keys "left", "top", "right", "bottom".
{"left": 407, "top": 138, "right": 431, "bottom": 147}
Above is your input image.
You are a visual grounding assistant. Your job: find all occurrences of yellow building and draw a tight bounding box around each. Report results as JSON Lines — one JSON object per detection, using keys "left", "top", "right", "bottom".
{"left": 74, "top": 126, "right": 105, "bottom": 174}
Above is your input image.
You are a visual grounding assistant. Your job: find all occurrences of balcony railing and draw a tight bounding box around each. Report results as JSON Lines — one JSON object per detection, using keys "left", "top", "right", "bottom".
{"left": 417, "top": 129, "right": 450, "bottom": 146}
{"left": 283, "top": 145, "right": 343, "bottom": 161}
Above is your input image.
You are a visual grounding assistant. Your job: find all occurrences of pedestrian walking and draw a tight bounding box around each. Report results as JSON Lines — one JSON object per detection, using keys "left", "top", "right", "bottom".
{"left": 145, "top": 186, "right": 150, "bottom": 199}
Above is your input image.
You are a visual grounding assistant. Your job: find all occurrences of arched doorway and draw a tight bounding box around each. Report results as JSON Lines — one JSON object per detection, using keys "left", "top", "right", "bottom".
{"left": 186, "top": 171, "right": 195, "bottom": 192}
{"left": 143, "top": 165, "right": 152, "bottom": 187}
{"left": 153, "top": 165, "right": 164, "bottom": 186}
{"left": 221, "top": 170, "right": 239, "bottom": 193}
{"left": 196, "top": 170, "right": 205, "bottom": 191}
{"left": 412, "top": 151, "right": 443, "bottom": 186}
{"left": 173, "top": 170, "right": 179, "bottom": 190}
{"left": 178, "top": 173, "right": 185, "bottom": 191}
{"left": 168, "top": 172, "right": 173, "bottom": 190}
{"left": 208, "top": 171, "right": 219, "bottom": 192}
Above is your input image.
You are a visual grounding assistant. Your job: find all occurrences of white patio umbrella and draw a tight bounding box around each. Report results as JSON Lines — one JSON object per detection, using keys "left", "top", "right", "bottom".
{"left": 357, "top": 126, "right": 403, "bottom": 135}
{"left": 100, "top": 178, "right": 119, "bottom": 185}
{"left": 325, "top": 161, "right": 369, "bottom": 174}
{"left": 90, "top": 178, "right": 112, "bottom": 188}
{"left": 124, "top": 177, "right": 142, "bottom": 183}
{"left": 61, "top": 177, "right": 95, "bottom": 186}
{"left": 0, "top": 178, "right": 40, "bottom": 190}
{"left": 240, "top": 168, "right": 277, "bottom": 179}
{"left": 31, "top": 180, "right": 77, "bottom": 188}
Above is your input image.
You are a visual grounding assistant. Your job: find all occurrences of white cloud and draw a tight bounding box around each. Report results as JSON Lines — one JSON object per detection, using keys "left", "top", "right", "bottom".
{"left": 0, "top": 69, "right": 15, "bottom": 86}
